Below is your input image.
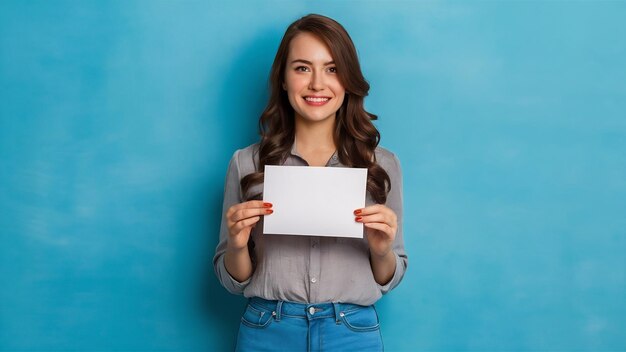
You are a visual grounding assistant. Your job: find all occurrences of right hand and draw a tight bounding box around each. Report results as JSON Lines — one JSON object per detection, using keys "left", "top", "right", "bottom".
{"left": 226, "top": 200, "right": 273, "bottom": 250}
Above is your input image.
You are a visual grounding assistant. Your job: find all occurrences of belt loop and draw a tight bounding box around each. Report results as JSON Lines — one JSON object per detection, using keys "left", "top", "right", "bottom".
{"left": 333, "top": 302, "right": 342, "bottom": 325}
{"left": 275, "top": 301, "right": 283, "bottom": 321}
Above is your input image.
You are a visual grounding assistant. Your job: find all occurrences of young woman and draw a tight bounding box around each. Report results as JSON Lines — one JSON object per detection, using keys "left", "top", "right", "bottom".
{"left": 213, "top": 14, "right": 408, "bottom": 351}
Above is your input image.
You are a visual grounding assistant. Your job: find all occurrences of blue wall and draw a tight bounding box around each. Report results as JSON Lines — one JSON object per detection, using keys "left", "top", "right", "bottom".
{"left": 1, "top": 1, "right": 625, "bottom": 351}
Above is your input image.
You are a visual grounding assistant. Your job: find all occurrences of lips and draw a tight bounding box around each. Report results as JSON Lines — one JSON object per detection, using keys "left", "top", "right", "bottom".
{"left": 303, "top": 96, "right": 331, "bottom": 106}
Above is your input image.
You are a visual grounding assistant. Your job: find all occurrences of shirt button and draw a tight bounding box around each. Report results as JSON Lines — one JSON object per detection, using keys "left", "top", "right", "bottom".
{"left": 311, "top": 277, "right": 317, "bottom": 283}
{"left": 309, "top": 307, "right": 316, "bottom": 315}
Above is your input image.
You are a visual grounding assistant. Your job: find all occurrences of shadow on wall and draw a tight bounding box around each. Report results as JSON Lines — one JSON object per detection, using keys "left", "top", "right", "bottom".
{"left": 187, "top": 27, "right": 281, "bottom": 349}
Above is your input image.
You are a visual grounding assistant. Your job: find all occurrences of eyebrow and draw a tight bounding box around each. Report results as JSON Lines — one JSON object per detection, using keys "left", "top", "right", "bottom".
{"left": 290, "top": 59, "right": 335, "bottom": 66}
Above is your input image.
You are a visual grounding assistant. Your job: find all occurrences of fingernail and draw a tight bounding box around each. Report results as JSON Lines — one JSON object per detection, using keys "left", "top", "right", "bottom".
{"left": 263, "top": 202, "right": 272, "bottom": 207}
{"left": 355, "top": 216, "right": 362, "bottom": 222}
{"left": 354, "top": 209, "right": 361, "bottom": 215}
{"left": 266, "top": 209, "right": 273, "bottom": 214}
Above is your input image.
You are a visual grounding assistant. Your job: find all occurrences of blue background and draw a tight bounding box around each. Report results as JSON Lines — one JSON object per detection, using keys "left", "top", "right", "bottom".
{"left": 1, "top": 1, "right": 625, "bottom": 351}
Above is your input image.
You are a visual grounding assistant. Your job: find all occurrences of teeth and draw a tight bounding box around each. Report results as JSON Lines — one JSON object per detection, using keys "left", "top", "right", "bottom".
{"left": 305, "top": 97, "right": 329, "bottom": 103}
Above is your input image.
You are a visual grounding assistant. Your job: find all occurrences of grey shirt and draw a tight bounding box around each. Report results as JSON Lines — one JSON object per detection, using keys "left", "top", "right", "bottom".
{"left": 213, "top": 142, "right": 408, "bottom": 306}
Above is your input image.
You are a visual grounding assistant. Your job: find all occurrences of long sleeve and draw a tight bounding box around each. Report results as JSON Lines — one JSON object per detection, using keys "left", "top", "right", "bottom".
{"left": 213, "top": 144, "right": 407, "bottom": 304}
{"left": 212, "top": 149, "right": 251, "bottom": 294}
{"left": 377, "top": 153, "right": 408, "bottom": 294}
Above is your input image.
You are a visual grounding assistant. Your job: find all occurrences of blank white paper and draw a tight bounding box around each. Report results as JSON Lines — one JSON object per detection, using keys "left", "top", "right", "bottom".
{"left": 263, "top": 165, "right": 367, "bottom": 238}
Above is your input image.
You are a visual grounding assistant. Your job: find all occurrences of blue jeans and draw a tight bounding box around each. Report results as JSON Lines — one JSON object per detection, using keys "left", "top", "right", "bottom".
{"left": 235, "top": 297, "right": 383, "bottom": 351}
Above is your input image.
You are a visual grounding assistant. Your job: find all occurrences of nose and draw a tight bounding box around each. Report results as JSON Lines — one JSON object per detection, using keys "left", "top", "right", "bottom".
{"left": 308, "top": 70, "right": 324, "bottom": 91}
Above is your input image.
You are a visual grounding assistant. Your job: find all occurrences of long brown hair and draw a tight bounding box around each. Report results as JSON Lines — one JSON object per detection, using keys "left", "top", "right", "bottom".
{"left": 241, "top": 14, "right": 391, "bottom": 203}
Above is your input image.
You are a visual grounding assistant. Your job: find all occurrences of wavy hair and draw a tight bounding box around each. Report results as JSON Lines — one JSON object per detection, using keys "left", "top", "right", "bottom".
{"left": 241, "top": 14, "right": 391, "bottom": 204}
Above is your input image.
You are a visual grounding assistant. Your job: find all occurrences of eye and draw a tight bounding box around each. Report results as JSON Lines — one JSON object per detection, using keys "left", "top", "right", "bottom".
{"left": 295, "top": 66, "right": 310, "bottom": 72}
{"left": 327, "top": 67, "right": 337, "bottom": 73}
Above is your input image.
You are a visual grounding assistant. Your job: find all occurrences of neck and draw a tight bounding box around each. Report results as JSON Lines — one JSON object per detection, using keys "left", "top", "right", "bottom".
{"left": 294, "top": 115, "right": 336, "bottom": 152}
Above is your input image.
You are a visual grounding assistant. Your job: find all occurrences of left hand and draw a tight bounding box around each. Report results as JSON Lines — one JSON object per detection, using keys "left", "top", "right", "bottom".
{"left": 354, "top": 204, "right": 397, "bottom": 258}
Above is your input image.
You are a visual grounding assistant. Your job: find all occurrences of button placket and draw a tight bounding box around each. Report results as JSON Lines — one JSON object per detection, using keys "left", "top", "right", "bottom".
{"left": 309, "top": 236, "right": 321, "bottom": 301}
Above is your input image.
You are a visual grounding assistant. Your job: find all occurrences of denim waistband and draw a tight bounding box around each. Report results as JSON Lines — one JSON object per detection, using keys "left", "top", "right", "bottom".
{"left": 248, "top": 297, "right": 371, "bottom": 322}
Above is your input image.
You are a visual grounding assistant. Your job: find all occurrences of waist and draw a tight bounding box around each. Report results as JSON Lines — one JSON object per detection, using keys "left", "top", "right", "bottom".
{"left": 249, "top": 296, "right": 372, "bottom": 320}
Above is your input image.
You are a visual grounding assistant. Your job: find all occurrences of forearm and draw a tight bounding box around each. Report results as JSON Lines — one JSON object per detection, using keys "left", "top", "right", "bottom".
{"left": 224, "top": 245, "right": 253, "bottom": 283}
{"left": 370, "top": 250, "right": 396, "bottom": 286}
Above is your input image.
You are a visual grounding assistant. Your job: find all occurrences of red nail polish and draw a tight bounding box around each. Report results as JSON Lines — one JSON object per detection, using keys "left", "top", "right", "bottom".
{"left": 355, "top": 216, "right": 362, "bottom": 222}
{"left": 266, "top": 209, "right": 273, "bottom": 214}
{"left": 354, "top": 209, "right": 361, "bottom": 215}
{"left": 263, "top": 202, "right": 272, "bottom": 207}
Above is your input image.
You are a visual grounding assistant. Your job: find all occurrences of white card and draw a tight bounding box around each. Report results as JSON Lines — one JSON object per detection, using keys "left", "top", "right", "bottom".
{"left": 263, "top": 165, "right": 367, "bottom": 238}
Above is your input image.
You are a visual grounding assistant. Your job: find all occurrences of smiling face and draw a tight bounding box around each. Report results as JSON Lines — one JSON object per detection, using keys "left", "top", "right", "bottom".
{"left": 283, "top": 32, "right": 346, "bottom": 125}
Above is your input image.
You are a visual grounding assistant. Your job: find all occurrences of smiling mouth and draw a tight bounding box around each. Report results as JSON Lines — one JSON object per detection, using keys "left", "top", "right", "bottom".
{"left": 303, "top": 96, "right": 331, "bottom": 106}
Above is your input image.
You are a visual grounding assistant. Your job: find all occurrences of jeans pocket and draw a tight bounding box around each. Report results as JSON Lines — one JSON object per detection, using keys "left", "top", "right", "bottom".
{"left": 241, "top": 303, "right": 274, "bottom": 329}
{"left": 340, "top": 306, "right": 380, "bottom": 332}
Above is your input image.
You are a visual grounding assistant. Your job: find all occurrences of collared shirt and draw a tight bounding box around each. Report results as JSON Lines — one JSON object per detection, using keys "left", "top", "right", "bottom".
{"left": 213, "top": 142, "right": 408, "bottom": 306}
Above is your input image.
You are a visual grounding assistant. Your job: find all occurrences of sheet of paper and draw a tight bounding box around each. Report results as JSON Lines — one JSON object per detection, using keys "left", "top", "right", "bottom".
{"left": 263, "top": 165, "right": 367, "bottom": 238}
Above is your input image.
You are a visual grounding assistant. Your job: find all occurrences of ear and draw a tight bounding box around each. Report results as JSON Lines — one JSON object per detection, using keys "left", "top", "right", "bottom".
{"left": 282, "top": 82, "right": 287, "bottom": 91}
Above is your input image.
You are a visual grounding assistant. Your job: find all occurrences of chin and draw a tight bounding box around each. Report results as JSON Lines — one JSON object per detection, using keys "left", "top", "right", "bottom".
{"left": 296, "top": 106, "right": 339, "bottom": 122}
{"left": 299, "top": 113, "right": 334, "bottom": 122}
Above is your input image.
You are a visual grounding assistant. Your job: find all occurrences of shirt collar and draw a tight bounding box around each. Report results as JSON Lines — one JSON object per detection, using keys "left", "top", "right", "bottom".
{"left": 289, "top": 136, "right": 340, "bottom": 167}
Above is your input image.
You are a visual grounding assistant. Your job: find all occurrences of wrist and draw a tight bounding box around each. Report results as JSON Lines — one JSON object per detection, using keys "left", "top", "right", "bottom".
{"left": 369, "top": 249, "right": 396, "bottom": 286}
{"left": 370, "top": 246, "right": 393, "bottom": 259}
{"left": 224, "top": 242, "right": 253, "bottom": 283}
{"left": 226, "top": 240, "right": 248, "bottom": 253}
{"left": 370, "top": 248, "right": 393, "bottom": 263}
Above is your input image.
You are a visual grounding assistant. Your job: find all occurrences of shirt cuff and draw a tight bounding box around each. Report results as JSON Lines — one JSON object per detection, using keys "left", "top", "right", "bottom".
{"left": 216, "top": 255, "right": 251, "bottom": 295}
{"left": 377, "top": 251, "right": 403, "bottom": 295}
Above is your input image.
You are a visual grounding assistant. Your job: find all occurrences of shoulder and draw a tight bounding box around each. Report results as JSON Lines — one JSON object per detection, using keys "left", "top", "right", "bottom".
{"left": 375, "top": 146, "right": 402, "bottom": 173}
{"left": 230, "top": 142, "right": 260, "bottom": 176}
{"left": 233, "top": 142, "right": 260, "bottom": 159}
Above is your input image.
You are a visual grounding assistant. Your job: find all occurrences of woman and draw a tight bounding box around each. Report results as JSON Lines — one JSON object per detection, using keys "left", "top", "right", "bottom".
{"left": 213, "top": 14, "right": 408, "bottom": 351}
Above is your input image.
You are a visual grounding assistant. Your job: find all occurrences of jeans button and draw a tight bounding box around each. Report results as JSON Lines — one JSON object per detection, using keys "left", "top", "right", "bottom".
{"left": 309, "top": 307, "right": 315, "bottom": 315}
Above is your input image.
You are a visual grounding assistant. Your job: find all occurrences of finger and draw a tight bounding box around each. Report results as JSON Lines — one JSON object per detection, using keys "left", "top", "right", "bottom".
{"left": 228, "top": 200, "right": 272, "bottom": 217}
{"left": 231, "top": 207, "right": 273, "bottom": 223}
{"left": 231, "top": 216, "right": 261, "bottom": 234}
{"left": 355, "top": 213, "right": 393, "bottom": 225}
{"left": 354, "top": 204, "right": 387, "bottom": 216}
{"left": 363, "top": 222, "right": 395, "bottom": 237}
{"left": 356, "top": 205, "right": 397, "bottom": 224}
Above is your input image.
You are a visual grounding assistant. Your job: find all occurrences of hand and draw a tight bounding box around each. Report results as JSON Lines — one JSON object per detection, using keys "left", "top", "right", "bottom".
{"left": 226, "top": 200, "right": 273, "bottom": 250}
{"left": 354, "top": 204, "right": 397, "bottom": 258}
